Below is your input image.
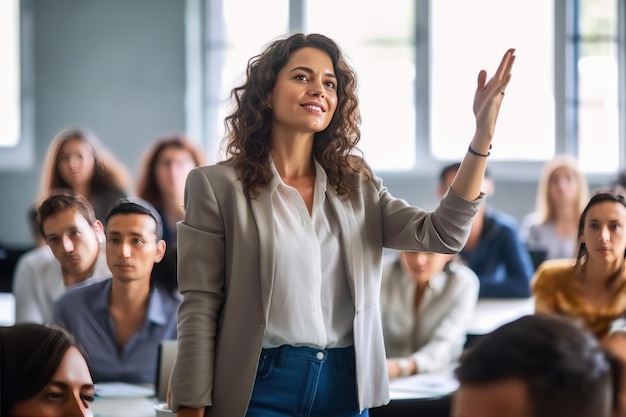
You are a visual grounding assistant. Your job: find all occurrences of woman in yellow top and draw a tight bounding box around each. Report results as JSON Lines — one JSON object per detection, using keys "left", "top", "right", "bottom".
{"left": 532, "top": 191, "right": 626, "bottom": 340}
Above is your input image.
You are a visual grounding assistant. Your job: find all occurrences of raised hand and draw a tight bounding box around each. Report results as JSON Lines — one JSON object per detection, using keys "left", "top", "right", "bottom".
{"left": 473, "top": 48, "right": 516, "bottom": 139}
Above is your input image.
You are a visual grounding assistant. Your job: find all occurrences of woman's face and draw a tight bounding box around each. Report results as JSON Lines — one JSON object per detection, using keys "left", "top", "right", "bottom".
{"left": 57, "top": 138, "right": 96, "bottom": 190}
{"left": 268, "top": 47, "right": 338, "bottom": 138}
{"left": 155, "top": 146, "right": 196, "bottom": 198}
{"left": 581, "top": 201, "right": 626, "bottom": 265}
{"left": 11, "top": 346, "right": 95, "bottom": 417}
{"left": 548, "top": 166, "right": 579, "bottom": 207}
{"left": 400, "top": 251, "right": 452, "bottom": 285}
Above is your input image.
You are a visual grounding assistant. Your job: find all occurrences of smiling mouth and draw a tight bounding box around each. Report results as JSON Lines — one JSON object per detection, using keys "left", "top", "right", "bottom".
{"left": 302, "top": 104, "right": 324, "bottom": 113}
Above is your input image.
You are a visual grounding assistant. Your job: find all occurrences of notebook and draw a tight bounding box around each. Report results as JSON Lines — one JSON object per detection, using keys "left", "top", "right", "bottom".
{"left": 155, "top": 340, "right": 178, "bottom": 402}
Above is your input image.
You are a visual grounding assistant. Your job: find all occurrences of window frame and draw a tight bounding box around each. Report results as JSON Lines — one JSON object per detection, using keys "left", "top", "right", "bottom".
{"left": 0, "top": 0, "right": 34, "bottom": 172}
{"left": 195, "top": 0, "right": 625, "bottom": 182}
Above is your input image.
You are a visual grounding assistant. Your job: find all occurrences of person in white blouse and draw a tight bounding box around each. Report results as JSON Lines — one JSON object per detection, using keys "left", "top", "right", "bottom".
{"left": 169, "top": 32, "right": 516, "bottom": 417}
{"left": 381, "top": 251, "right": 479, "bottom": 379}
{"left": 520, "top": 154, "right": 588, "bottom": 264}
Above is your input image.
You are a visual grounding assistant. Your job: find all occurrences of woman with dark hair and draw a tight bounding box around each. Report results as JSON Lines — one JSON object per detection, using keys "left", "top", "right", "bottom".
{"left": 136, "top": 133, "right": 205, "bottom": 246}
{"left": 532, "top": 192, "right": 626, "bottom": 339}
{"left": 1, "top": 322, "right": 95, "bottom": 416}
{"left": 169, "top": 32, "right": 515, "bottom": 417}
{"left": 38, "top": 127, "right": 130, "bottom": 222}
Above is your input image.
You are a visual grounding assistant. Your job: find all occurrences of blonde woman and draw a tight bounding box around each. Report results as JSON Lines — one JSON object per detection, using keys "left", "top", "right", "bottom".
{"left": 520, "top": 154, "right": 589, "bottom": 261}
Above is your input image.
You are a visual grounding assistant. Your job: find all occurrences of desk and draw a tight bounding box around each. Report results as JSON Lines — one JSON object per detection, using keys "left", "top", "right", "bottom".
{"left": 0, "top": 292, "right": 15, "bottom": 326}
{"left": 371, "top": 369, "right": 457, "bottom": 417}
{"left": 466, "top": 297, "right": 534, "bottom": 336}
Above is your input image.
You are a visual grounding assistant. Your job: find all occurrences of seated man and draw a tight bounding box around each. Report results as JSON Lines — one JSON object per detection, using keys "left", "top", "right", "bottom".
{"left": 438, "top": 162, "right": 534, "bottom": 298}
{"left": 381, "top": 251, "right": 479, "bottom": 378}
{"left": 453, "top": 314, "right": 619, "bottom": 417}
{"left": 13, "top": 191, "right": 109, "bottom": 323}
{"left": 53, "top": 198, "right": 179, "bottom": 384}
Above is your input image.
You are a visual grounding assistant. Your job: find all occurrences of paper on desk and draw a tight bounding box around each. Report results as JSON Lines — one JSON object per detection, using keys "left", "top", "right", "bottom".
{"left": 95, "top": 382, "right": 155, "bottom": 398}
{"left": 389, "top": 373, "right": 459, "bottom": 400}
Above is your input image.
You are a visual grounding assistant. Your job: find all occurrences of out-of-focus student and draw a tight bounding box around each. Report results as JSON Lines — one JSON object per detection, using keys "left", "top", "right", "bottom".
{"left": 381, "top": 250, "right": 479, "bottom": 379}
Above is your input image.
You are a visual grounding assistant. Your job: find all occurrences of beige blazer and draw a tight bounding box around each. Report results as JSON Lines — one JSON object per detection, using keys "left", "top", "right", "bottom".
{"left": 170, "top": 160, "right": 483, "bottom": 416}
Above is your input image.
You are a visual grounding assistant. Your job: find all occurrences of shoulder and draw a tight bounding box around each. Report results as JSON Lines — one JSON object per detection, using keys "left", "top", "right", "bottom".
{"left": 532, "top": 258, "right": 576, "bottom": 289}
{"left": 58, "top": 278, "right": 110, "bottom": 307}
{"left": 488, "top": 208, "right": 520, "bottom": 230}
{"left": 443, "top": 261, "right": 480, "bottom": 291}
{"left": 187, "top": 162, "right": 241, "bottom": 193}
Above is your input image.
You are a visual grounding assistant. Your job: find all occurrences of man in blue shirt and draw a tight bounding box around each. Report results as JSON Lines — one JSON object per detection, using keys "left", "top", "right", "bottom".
{"left": 53, "top": 198, "right": 179, "bottom": 383}
{"left": 438, "top": 163, "right": 533, "bottom": 298}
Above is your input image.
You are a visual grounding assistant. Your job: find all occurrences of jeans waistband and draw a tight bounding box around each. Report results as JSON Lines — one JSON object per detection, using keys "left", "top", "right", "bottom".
{"left": 261, "top": 345, "right": 354, "bottom": 368}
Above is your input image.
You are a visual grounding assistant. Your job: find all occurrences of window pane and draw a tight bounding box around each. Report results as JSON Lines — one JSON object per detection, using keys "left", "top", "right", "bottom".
{"left": 306, "top": 0, "right": 416, "bottom": 170}
{"left": 431, "top": 0, "right": 554, "bottom": 161}
{"left": 576, "top": 0, "right": 619, "bottom": 174}
{"left": 0, "top": 0, "right": 20, "bottom": 147}
{"left": 215, "top": 0, "right": 289, "bottom": 158}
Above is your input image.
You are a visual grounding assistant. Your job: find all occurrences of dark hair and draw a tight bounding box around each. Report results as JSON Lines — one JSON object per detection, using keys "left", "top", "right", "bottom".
{"left": 574, "top": 192, "right": 626, "bottom": 286}
{"left": 223, "top": 32, "right": 368, "bottom": 198}
{"left": 136, "top": 133, "right": 205, "bottom": 210}
{"left": 456, "top": 314, "right": 616, "bottom": 417}
{"left": 0, "top": 323, "right": 88, "bottom": 416}
{"left": 37, "top": 190, "right": 98, "bottom": 238}
{"left": 438, "top": 161, "right": 491, "bottom": 186}
{"left": 105, "top": 198, "right": 164, "bottom": 241}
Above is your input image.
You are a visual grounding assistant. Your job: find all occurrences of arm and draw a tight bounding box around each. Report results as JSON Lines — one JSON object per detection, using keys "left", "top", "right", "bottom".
{"left": 451, "top": 49, "right": 516, "bottom": 201}
{"left": 169, "top": 167, "right": 226, "bottom": 413}
{"left": 531, "top": 267, "right": 557, "bottom": 314}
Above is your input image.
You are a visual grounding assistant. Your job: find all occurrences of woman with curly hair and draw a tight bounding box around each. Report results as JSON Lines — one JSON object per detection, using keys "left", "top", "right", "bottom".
{"left": 170, "top": 33, "right": 516, "bottom": 417}
{"left": 38, "top": 127, "right": 130, "bottom": 222}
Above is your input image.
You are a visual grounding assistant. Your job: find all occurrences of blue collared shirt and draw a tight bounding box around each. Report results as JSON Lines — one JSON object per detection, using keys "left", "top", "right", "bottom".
{"left": 53, "top": 278, "right": 179, "bottom": 383}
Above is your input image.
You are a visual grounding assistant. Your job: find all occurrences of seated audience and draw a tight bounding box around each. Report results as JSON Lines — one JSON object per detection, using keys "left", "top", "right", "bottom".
{"left": 53, "top": 198, "right": 179, "bottom": 384}
{"left": 452, "top": 314, "right": 620, "bottom": 417}
{"left": 38, "top": 126, "right": 130, "bottom": 222}
{"left": 381, "top": 251, "right": 479, "bottom": 379}
{"left": 136, "top": 133, "right": 205, "bottom": 246}
{"left": 532, "top": 192, "right": 626, "bottom": 340}
{"left": 13, "top": 191, "right": 109, "bottom": 323}
{"left": 520, "top": 154, "right": 588, "bottom": 262}
{"left": 438, "top": 162, "right": 534, "bottom": 298}
{"left": 0, "top": 322, "right": 95, "bottom": 417}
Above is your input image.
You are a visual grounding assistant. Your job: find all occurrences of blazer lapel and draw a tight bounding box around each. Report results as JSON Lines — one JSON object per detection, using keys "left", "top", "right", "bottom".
{"left": 249, "top": 190, "right": 276, "bottom": 323}
{"left": 327, "top": 187, "right": 362, "bottom": 305}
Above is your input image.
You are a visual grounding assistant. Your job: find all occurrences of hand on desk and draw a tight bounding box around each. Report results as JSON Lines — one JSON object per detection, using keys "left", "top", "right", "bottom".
{"left": 387, "top": 358, "right": 417, "bottom": 380}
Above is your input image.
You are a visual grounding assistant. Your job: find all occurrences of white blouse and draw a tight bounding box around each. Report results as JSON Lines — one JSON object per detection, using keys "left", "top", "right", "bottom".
{"left": 263, "top": 159, "right": 354, "bottom": 349}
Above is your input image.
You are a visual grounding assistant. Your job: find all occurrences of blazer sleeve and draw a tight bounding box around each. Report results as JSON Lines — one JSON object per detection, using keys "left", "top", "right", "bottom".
{"left": 374, "top": 171, "right": 484, "bottom": 253}
{"left": 170, "top": 167, "right": 226, "bottom": 411}
{"left": 411, "top": 266, "right": 480, "bottom": 373}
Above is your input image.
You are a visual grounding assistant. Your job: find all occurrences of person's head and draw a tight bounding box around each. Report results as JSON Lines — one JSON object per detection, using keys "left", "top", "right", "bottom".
{"left": 37, "top": 191, "right": 103, "bottom": 283}
{"left": 223, "top": 33, "right": 366, "bottom": 198}
{"left": 39, "top": 127, "right": 129, "bottom": 201}
{"left": 104, "top": 198, "right": 166, "bottom": 283}
{"left": 575, "top": 192, "right": 626, "bottom": 268}
{"left": 437, "top": 162, "right": 493, "bottom": 199}
{"left": 453, "top": 314, "right": 617, "bottom": 417}
{"left": 136, "top": 133, "right": 205, "bottom": 210}
{"left": 535, "top": 154, "right": 588, "bottom": 223}
{"left": 400, "top": 251, "right": 453, "bottom": 286}
{"left": 1, "top": 323, "right": 94, "bottom": 417}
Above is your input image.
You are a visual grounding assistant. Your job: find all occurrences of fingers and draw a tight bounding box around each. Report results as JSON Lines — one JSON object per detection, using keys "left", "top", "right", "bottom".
{"left": 496, "top": 48, "right": 516, "bottom": 81}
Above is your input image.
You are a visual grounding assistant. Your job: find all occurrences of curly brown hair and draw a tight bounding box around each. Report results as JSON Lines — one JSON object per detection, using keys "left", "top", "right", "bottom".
{"left": 223, "top": 33, "right": 368, "bottom": 198}
{"left": 136, "top": 133, "right": 205, "bottom": 210}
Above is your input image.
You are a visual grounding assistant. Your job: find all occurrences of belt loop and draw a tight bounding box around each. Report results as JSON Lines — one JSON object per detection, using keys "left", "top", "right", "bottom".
{"left": 276, "top": 345, "right": 288, "bottom": 367}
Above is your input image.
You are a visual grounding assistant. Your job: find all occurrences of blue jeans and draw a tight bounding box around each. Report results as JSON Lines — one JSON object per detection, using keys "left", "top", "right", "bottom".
{"left": 246, "top": 345, "right": 369, "bottom": 417}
